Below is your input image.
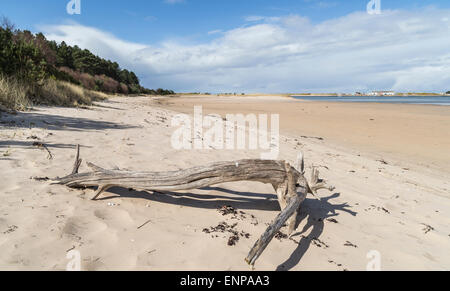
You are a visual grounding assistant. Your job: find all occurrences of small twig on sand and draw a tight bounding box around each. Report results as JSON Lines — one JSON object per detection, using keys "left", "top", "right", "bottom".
{"left": 32, "top": 142, "right": 53, "bottom": 160}
{"left": 137, "top": 220, "right": 152, "bottom": 230}
{"left": 377, "top": 159, "right": 389, "bottom": 165}
{"left": 422, "top": 224, "right": 434, "bottom": 234}
{"left": 66, "top": 246, "right": 76, "bottom": 253}
{"left": 300, "top": 136, "right": 324, "bottom": 141}
{"left": 2, "top": 148, "right": 12, "bottom": 157}
{"left": 32, "top": 176, "right": 50, "bottom": 181}
{"left": 72, "top": 145, "right": 82, "bottom": 174}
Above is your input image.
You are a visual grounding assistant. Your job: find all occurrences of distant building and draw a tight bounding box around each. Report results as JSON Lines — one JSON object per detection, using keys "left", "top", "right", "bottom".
{"left": 368, "top": 91, "right": 395, "bottom": 96}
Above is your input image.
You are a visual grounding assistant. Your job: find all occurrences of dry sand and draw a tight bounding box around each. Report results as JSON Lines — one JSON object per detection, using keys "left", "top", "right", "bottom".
{"left": 0, "top": 95, "right": 449, "bottom": 271}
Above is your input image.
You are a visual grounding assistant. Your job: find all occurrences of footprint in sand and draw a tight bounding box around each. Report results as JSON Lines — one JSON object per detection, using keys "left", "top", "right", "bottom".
{"left": 0, "top": 217, "right": 9, "bottom": 230}
{"left": 93, "top": 208, "right": 135, "bottom": 229}
{"left": 82, "top": 257, "right": 107, "bottom": 271}
{"left": 62, "top": 216, "right": 107, "bottom": 241}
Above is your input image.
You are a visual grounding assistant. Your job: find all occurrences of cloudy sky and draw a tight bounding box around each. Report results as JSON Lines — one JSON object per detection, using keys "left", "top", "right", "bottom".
{"left": 2, "top": 0, "right": 450, "bottom": 93}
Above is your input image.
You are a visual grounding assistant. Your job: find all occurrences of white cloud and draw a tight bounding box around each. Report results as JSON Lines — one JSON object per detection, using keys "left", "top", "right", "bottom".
{"left": 42, "top": 22, "right": 146, "bottom": 62}
{"left": 207, "top": 29, "right": 223, "bottom": 35}
{"left": 41, "top": 9, "right": 450, "bottom": 93}
{"left": 244, "top": 15, "right": 282, "bottom": 23}
{"left": 245, "top": 16, "right": 266, "bottom": 22}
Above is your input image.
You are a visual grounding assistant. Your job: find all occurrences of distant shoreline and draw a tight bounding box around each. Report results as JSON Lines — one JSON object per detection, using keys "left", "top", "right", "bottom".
{"left": 291, "top": 95, "right": 450, "bottom": 106}
{"left": 291, "top": 94, "right": 450, "bottom": 97}
{"left": 177, "top": 93, "right": 450, "bottom": 98}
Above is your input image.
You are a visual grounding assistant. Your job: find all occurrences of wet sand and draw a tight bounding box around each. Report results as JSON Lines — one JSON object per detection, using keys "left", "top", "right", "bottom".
{"left": 158, "top": 95, "right": 450, "bottom": 174}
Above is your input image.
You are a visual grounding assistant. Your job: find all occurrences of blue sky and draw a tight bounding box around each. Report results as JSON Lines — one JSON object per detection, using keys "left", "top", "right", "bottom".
{"left": 2, "top": 0, "right": 449, "bottom": 43}
{"left": 2, "top": 0, "right": 450, "bottom": 92}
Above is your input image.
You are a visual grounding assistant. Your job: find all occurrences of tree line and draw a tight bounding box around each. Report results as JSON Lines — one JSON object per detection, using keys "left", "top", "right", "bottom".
{"left": 0, "top": 18, "right": 174, "bottom": 96}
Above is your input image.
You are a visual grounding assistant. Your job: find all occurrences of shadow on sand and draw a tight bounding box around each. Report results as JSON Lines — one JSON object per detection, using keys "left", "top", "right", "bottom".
{"left": 101, "top": 186, "right": 280, "bottom": 212}
{"left": 0, "top": 110, "right": 136, "bottom": 132}
{"left": 276, "top": 193, "right": 357, "bottom": 271}
{"left": 0, "top": 140, "right": 84, "bottom": 149}
{"left": 95, "top": 186, "right": 356, "bottom": 270}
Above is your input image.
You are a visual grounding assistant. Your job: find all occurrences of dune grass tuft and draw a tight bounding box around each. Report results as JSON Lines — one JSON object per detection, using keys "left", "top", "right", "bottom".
{"left": 34, "top": 78, "right": 108, "bottom": 107}
{"left": 0, "top": 74, "right": 31, "bottom": 111}
{"left": 0, "top": 74, "right": 108, "bottom": 112}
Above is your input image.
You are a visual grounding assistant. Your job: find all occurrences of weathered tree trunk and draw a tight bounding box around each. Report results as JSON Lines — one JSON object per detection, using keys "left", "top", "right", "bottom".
{"left": 55, "top": 159, "right": 302, "bottom": 202}
{"left": 52, "top": 146, "right": 333, "bottom": 266}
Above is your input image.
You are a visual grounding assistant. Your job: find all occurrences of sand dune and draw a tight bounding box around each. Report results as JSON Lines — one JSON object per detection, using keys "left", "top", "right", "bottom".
{"left": 0, "top": 96, "right": 449, "bottom": 270}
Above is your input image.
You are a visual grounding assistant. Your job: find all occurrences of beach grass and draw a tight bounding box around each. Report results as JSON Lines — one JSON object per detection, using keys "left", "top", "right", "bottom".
{"left": 0, "top": 74, "right": 31, "bottom": 111}
{"left": 34, "top": 78, "right": 108, "bottom": 107}
{"left": 0, "top": 75, "right": 108, "bottom": 111}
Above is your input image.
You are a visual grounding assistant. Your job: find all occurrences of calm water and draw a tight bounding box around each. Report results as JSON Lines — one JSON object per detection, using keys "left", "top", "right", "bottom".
{"left": 292, "top": 95, "right": 450, "bottom": 106}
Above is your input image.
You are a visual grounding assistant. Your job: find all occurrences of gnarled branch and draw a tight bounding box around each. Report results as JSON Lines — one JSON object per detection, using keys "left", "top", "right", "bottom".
{"left": 51, "top": 148, "right": 333, "bottom": 266}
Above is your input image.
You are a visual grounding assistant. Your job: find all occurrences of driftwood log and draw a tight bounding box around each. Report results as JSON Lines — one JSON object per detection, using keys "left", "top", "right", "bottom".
{"left": 52, "top": 147, "right": 334, "bottom": 266}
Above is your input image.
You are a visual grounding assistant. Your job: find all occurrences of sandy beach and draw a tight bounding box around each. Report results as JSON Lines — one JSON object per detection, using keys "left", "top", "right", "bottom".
{"left": 0, "top": 95, "right": 449, "bottom": 271}
{"left": 160, "top": 95, "right": 450, "bottom": 174}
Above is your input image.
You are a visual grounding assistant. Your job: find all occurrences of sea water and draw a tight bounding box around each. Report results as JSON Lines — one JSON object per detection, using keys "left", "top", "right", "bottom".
{"left": 292, "top": 95, "right": 450, "bottom": 106}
